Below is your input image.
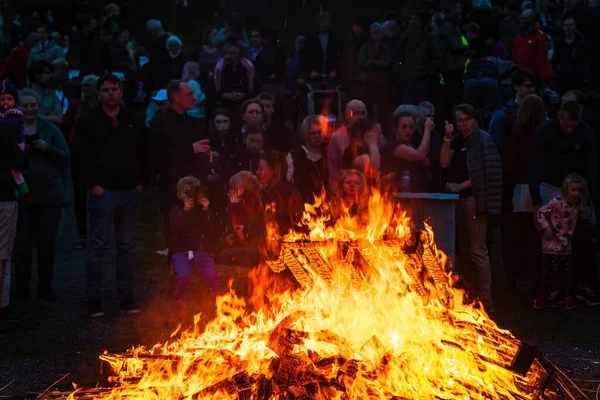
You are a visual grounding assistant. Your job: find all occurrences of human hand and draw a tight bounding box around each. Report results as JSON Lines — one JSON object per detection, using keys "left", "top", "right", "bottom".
{"left": 193, "top": 139, "right": 211, "bottom": 154}
{"left": 424, "top": 117, "right": 435, "bottom": 133}
{"left": 232, "top": 92, "right": 245, "bottom": 102}
{"left": 328, "top": 70, "right": 337, "bottom": 80}
{"left": 222, "top": 92, "right": 234, "bottom": 100}
{"left": 183, "top": 197, "right": 195, "bottom": 211}
{"left": 444, "top": 121, "right": 454, "bottom": 138}
{"left": 198, "top": 197, "right": 210, "bottom": 211}
{"left": 135, "top": 184, "right": 144, "bottom": 192}
{"left": 364, "top": 128, "right": 379, "bottom": 146}
{"left": 207, "top": 174, "right": 219, "bottom": 182}
{"left": 91, "top": 186, "right": 104, "bottom": 196}
{"left": 445, "top": 182, "right": 462, "bottom": 193}
{"left": 268, "top": 73, "right": 276, "bottom": 81}
{"left": 309, "top": 71, "right": 320, "bottom": 79}
{"left": 32, "top": 139, "right": 47, "bottom": 151}
{"left": 228, "top": 188, "right": 242, "bottom": 203}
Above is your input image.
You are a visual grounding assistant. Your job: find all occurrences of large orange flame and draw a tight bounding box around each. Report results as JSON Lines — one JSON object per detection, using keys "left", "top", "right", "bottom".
{"left": 67, "top": 191, "right": 548, "bottom": 399}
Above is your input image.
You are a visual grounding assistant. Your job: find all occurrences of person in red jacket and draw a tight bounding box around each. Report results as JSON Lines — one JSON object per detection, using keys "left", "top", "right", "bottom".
{"left": 512, "top": 9, "right": 556, "bottom": 85}
{"left": 0, "top": 33, "right": 38, "bottom": 88}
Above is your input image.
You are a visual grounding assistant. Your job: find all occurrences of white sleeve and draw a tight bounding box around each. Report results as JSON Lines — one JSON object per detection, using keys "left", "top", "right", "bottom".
{"left": 286, "top": 152, "right": 294, "bottom": 183}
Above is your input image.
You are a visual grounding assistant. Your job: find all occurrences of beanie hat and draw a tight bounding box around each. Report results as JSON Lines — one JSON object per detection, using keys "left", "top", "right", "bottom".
{"left": 0, "top": 80, "right": 18, "bottom": 103}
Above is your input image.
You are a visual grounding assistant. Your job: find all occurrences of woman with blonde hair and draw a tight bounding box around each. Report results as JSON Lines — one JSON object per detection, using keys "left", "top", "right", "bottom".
{"left": 503, "top": 94, "right": 547, "bottom": 291}
{"left": 330, "top": 169, "right": 368, "bottom": 220}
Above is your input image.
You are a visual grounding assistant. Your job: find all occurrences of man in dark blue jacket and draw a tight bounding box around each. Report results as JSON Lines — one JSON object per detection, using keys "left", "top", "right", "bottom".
{"left": 73, "top": 74, "right": 150, "bottom": 318}
{"left": 529, "top": 100, "right": 600, "bottom": 305}
{"left": 0, "top": 124, "right": 29, "bottom": 325}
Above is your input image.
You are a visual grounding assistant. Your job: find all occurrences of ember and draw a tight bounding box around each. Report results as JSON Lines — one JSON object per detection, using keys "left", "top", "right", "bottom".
{"left": 59, "top": 192, "right": 557, "bottom": 399}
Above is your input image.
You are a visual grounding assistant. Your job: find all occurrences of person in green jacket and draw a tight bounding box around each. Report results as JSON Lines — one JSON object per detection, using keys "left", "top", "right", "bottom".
{"left": 14, "top": 89, "right": 69, "bottom": 302}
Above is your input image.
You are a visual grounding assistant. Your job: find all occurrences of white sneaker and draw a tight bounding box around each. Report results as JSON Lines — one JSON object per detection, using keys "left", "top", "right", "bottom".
{"left": 156, "top": 248, "right": 169, "bottom": 256}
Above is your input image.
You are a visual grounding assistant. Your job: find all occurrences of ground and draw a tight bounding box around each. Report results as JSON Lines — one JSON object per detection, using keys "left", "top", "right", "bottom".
{"left": 0, "top": 188, "right": 599, "bottom": 399}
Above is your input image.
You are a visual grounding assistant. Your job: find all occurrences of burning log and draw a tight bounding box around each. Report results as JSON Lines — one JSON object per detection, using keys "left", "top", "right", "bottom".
{"left": 45, "top": 193, "right": 574, "bottom": 400}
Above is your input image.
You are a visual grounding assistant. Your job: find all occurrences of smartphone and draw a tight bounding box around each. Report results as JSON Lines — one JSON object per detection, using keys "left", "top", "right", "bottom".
{"left": 184, "top": 186, "right": 197, "bottom": 201}
{"left": 25, "top": 134, "right": 40, "bottom": 146}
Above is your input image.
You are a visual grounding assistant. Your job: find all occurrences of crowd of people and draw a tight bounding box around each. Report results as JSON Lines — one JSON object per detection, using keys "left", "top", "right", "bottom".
{"left": 1, "top": 0, "right": 600, "bottom": 327}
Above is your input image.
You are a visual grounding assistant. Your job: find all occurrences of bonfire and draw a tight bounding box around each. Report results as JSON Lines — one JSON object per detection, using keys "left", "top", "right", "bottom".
{"left": 54, "top": 191, "right": 569, "bottom": 399}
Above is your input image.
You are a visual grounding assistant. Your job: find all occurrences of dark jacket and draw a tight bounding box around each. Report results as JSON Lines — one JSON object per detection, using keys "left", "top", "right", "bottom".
{"left": 452, "top": 128, "right": 503, "bottom": 215}
{"left": 263, "top": 181, "right": 303, "bottom": 235}
{"left": 169, "top": 204, "right": 214, "bottom": 253}
{"left": 529, "top": 119, "right": 598, "bottom": 206}
{"left": 149, "top": 108, "right": 207, "bottom": 200}
{"left": 503, "top": 127, "right": 536, "bottom": 211}
{"left": 488, "top": 98, "right": 520, "bottom": 154}
{"left": 0, "top": 127, "right": 29, "bottom": 202}
{"left": 552, "top": 33, "right": 592, "bottom": 95}
{"left": 73, "top": 106, "right": 150, "bottom": 190}
{"left": 253, "top": 44, "right": 287, "bottom": 85}
{"left": 289, "top": 147, "right": 328, "bottom": 204}
{"left": 154, "top": 54, "right": 188, "bottom": 91}
{"left": 23, "top": 119, "right": 70, "bottom": 205}
{"left": 300, "top": 32, "right": 343, "bottom": 77}
{"left": 437, "top": 15, "right": 467, "bottom": 73}
{"left": 224, "top": 150, "right": 262, "bottom": 180}
{"left": 70, "top": 32, "right": 110, "bottom": 76}
{"left": 397, "top": 30, "right": 441, "bottom": 83}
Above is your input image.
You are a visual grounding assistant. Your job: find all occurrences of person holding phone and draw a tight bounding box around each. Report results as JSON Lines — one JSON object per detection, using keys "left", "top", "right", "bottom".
{"left": 149, "top": 80, "right": 212, "bottom": 256}
{"left": 13, "top": 89, "right": 70, "bottom": 302}
{"left": 169, "top": 176, "right": 225, "bottom": 319}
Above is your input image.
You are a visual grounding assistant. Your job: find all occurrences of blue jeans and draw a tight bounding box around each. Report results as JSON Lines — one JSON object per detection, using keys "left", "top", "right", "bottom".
{"left": 463, "top": 78, "right": 503, "bottom": 112}
{"left": 172, "top": 251, "right": 226, "bottom": 308}
{"left": 86, "top": 189, "right": 142, "bottom": 303}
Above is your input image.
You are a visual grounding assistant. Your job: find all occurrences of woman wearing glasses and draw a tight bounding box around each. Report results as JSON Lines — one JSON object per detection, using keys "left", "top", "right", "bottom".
{"left": 440, "top": 103, "right": 502, "bottom": 313}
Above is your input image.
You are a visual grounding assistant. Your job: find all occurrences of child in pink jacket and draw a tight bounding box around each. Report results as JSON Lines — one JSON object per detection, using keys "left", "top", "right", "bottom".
{"left": 534, "top": 173, "right": 589, "bottom": 309}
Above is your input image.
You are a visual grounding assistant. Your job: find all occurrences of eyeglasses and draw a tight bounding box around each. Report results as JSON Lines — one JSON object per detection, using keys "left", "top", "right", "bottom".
{"left": 456, "top": 117, "right": 473, "bottom": 124}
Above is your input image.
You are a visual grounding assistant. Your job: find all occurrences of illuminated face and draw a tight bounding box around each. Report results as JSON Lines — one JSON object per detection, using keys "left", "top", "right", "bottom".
{"left": 243, "top": 103, "right": 263, "bottom": 125}
{"left": 567, "top": 182, "right": 583, "bottom": 203}
{"left": 395, "top": 116, "right": 415, "bottom": 142}
{"left": 455, "top": 111, "right": 477, "bottom": 136}
{"left": 256, "top": 159, "right": 273, "bottom": 185}
{"left": 343, "top": 173, "right": 361, "bottom": 197}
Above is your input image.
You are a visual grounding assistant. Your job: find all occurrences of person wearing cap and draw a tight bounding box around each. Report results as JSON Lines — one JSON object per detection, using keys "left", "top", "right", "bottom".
{"left": 63, "top": 74, "right": 99, "bottom": 250}
{"left": 300, "top": 11, "right": 343, "bottom": 83}
{"left": 146, "top": 89, "right": 169, "bottom": 127}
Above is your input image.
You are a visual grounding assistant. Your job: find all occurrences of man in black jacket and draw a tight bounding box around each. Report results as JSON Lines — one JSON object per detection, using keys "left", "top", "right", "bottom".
{"left": 300, "top": 12, "right": 343, "bottom": 83}
{"left": 72, "top": 74, "right": 150, "bottom": 318}
{"left": 0, "top": 126, "right": 29, "bottom": 325}
{"left": 529, "top": 100, "right": 600, "bottom": 305}
{"left": 149, "top": 80, "right": 211, "bottom": 253}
